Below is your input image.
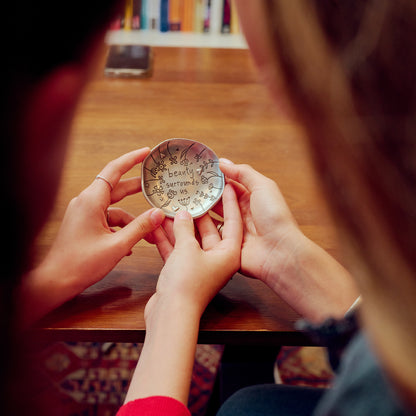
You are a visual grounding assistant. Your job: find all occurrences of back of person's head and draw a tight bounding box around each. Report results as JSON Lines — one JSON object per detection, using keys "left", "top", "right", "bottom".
{"left": 1, "top": 0, "right": 122, "bottom": 278}
{"left": 255, "top": 0, "right": 416, "bottom": 409}
{"left": 0, "top": 1, "right": 122, "bottom": 414}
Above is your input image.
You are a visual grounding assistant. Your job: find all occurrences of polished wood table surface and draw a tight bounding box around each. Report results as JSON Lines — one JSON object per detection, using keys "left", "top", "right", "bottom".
{"left": 33, "top": 47, "right": 338, "bottom": 346}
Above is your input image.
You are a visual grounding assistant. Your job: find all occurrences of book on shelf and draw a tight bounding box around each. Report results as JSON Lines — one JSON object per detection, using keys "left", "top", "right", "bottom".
{"left": 109, "top": 0, "right": 240, "bottom": 35}
{"left": 168, "top": 0, "right": 182, "bottom": 31}
{"left": 147, "top": 0, "right": 161, "bottom": 30}
{"left": 160, "top": 0, "right": 169, "bottom": 32}
{"left": 132, "top": 0, "right": 141, "bottom": 29}
{"left": 124, "top": 0, "right": 133, "bottom": 30}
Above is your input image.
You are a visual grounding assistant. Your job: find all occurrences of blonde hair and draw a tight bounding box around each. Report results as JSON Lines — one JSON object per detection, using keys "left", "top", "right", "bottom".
{"left": 263, "top": 0, "right": 416, "bottom": 408}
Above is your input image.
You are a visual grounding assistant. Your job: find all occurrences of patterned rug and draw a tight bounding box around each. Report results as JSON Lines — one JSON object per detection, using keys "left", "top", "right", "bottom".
{"left": 32, "top": 342, "right": 333, "bottom": 416}
{"left": 276, "top": 346, "right": 334, "bottom": 388}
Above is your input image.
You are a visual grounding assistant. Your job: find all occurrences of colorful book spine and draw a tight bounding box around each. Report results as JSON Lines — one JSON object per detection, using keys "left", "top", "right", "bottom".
{"left": 124, "top": 0, "right": 133, "bottom": 31}
{"left": 140, "top": 0, "right": 148, "bottom": 29}
{"left": 132, "top": 0, "right": 141, "bottom": 30}
{"left": 230, "top": 0, "right": 239, "bottom": 34}
{"left": 194, "top": 0, "right": 205, "bottom": 33}
{"left": 169, "top": 0, "right": 183, "bottom": 31}
{"left": 148, "top": 0, "right": 161, "bottom": 30}
{"left": 209, "top": 0, "right": 223, "bottom": 34}
{"left": 160, "top": 0, "right": 169, "bottom": 32}
{"left": 182, "top": 0, "right": 194, "bottom": 32}
{"left": 221, "top": 0, "right": 231, "bottom": 33}
{"left": 109, "top": 16, "right": 122, "bottom": 30}
{"left": 203, "top": 0, "right": 211, "bottom": 32}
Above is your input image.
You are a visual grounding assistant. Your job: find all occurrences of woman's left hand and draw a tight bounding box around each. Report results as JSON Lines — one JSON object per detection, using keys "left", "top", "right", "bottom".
{"left": 20, "top": 148, "right": 165, "bottom": 326}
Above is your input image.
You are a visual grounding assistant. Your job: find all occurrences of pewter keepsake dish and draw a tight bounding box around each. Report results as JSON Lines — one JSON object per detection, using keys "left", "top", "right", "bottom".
{"left": 141, "top": 138, "right": 225, "bottom": 218}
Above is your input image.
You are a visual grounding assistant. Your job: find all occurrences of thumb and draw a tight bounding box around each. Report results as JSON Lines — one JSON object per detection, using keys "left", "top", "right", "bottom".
{"left": 173, "top": 210, "right": 195, "bottom": 248}
{"left": 115, "top": 208, "right": 165, "bottom": 250}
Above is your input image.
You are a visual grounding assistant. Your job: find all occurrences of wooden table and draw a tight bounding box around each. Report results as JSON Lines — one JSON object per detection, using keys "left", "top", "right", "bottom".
{"left": 33, "top": 47, "right": 338, "bottom": 346}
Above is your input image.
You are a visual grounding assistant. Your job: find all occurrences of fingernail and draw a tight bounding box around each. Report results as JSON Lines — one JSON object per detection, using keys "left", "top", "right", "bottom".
{"left": 150, "top": 208, "right": 165, "bottom": 226}
{"left": 176, "top": 210, "right": 192, "bottom": 220}
{"left": 219, "top": 158, "right": 234, "bottom": 165}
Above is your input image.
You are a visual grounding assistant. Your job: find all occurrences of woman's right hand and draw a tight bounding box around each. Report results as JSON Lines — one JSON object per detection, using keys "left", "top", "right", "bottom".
{"left": 219, "top": 160, "right": 359, "bottom": 323}
{"left": 219, "top": 161, "right": 304, "bottom": 283}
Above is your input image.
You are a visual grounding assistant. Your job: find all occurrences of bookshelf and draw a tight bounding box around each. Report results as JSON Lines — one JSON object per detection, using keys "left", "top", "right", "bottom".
{"left": 106, "top": 29, "right": 247, "bottom": 49}
{"left": 107, "top": 0, "right": 247, "bottom": 49}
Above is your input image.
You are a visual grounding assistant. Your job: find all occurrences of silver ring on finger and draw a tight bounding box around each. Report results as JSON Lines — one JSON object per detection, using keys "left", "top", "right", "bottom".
{"left": 95, "top": 174, "right": 114, "bottom": 191}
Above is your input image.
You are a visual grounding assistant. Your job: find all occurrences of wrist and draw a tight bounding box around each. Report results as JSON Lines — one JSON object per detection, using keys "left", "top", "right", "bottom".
{"left": 261, "top": 225, "right": 309, "bottom": 287}
{"left": 18, "top": 259, "right": 83, "bottom": 327}
{"left": 144, "top": 291, "right": 202, "bottom": 329}
{"left": 261, "top": 230, "right": 359, "bottom": 323}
